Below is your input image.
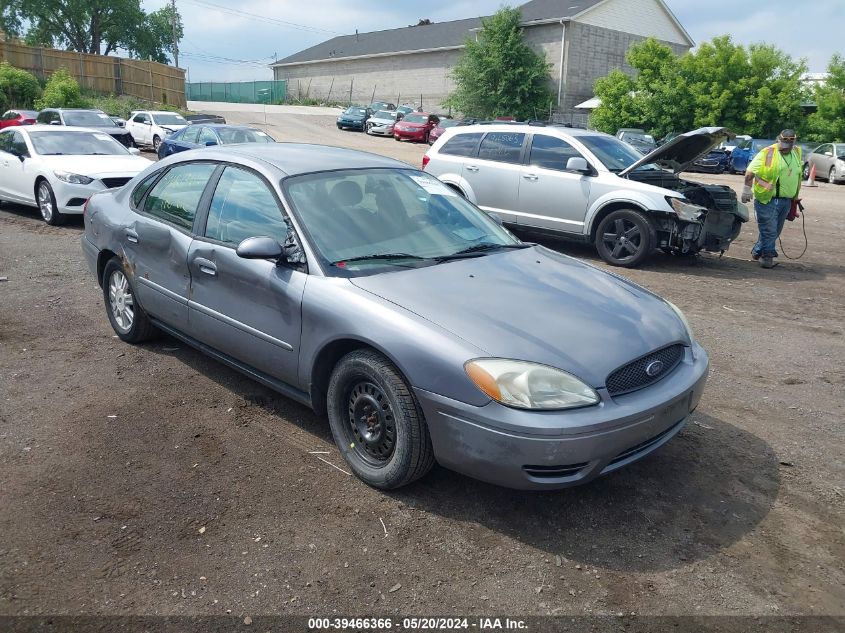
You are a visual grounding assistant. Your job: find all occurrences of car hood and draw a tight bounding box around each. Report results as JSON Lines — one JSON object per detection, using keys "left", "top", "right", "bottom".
{"left": 349, "top": 246, "right": 688, "bottom": 388}
{"left": 620, "top": 127, "right": 734, "bottom": 176}
{"left": 39, "top": 154, "right": 152, "bottom": 176}
{"left": 339, "top": 113, "right": 366, "bottom": 120}
{"left": 370, "top": 118, "right": 395, "bottom": 125}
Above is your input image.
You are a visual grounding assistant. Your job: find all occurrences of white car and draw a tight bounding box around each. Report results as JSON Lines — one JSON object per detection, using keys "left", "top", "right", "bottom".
{"left": 366, "top": 110, "right": 401, "bottom": 136}
{"left": 0, "top": 125, "right": 152, "bottom": 225}
{"left": 125, "top": 110, "right": 189, "bottom": 152}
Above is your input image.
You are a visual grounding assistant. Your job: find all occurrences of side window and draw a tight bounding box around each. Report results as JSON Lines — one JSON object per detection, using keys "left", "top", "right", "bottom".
{"left": 439, "top": 132, "right": 483, "bottom": 157}
{"left": 477, "top": 132, "right": 526, "bottom": 164}
{"left": 143, "top": 163, "right": 216, "bottom": 230}
{"left": 133, "top": 113, "right": 148, "bottom": 124}
{"left": 205, "top": 167, "right": 286, "bottom": 245}
{"left": 529, "top": 135, "right": 583, "bottom": 171}
{"left": 0, "top": 131, "right": 12, "bottom": 153}
{"left": 36, "top": 111, "right": 49, "bottom": 124}
{"left": 181, "top": 126, "right": 201, "bottom": 143}
{"left": 131, "top": 171, "right": 161, "bottom": 209}
{"left": 10, "top": 131, "right": 29, "bottom": 156}
{"left": 823, "top": 144, "right": 833, "bottom": 156}
{"left": 198, "top": 127, "right": 218, "bottom": 145}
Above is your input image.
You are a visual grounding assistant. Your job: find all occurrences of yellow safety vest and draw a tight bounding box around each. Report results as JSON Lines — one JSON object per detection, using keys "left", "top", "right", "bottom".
{"left": 752, "top": 144, "right": 802, "bottom": 204}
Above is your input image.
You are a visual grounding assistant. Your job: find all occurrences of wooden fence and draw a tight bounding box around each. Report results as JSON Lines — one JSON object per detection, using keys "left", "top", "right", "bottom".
{"left": 0, "top": 40, "right": 186, "bottom": 107}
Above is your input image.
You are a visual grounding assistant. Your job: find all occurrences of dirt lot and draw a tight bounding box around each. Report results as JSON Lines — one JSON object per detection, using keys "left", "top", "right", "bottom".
{"left": 1, "top": 107, "right": 843, "bottom": 625}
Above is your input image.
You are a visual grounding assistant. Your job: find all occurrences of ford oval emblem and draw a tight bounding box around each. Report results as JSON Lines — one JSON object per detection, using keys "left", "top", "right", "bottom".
{"left": 645, "top": 360, "right": 665, "bottom": 377}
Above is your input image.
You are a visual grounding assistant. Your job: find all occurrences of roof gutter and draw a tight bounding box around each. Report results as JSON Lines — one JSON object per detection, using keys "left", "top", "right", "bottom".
{"left": 271, "top": 45, "right": 465, "bottom": 68}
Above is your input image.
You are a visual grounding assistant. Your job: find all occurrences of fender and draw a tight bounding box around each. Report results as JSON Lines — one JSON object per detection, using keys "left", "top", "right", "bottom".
{"left": 433, "top": 172, "right": 477, "bottom": 204}
{"left": 584, "top": 190, "right": 664, "bottom": 236}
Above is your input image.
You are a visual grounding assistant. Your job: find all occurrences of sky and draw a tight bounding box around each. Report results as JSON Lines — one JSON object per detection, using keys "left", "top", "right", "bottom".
{"left": 142, "top": 0, "right": 844, "bottom": 83}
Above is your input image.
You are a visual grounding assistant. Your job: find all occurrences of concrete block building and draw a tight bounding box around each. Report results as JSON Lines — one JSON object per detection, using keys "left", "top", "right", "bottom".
{"left": 271, "top": 0, "right": 694, "bottom": 118}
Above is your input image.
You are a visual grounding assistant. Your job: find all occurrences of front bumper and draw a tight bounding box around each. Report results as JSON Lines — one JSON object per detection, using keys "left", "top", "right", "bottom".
{"left": 54, "top": 175, "right": 137, "bottom": 214}
{"left": 337, "top": 119, "right": 365, "bottom": 130}
{"left": 414, "top": 344, "right": 709, "bottom": 490}
{"left": 368, "top": 125, "right": 394, "bottom": 136}
{"left": 394, "top": 128, "right": 426, "bottom": 140}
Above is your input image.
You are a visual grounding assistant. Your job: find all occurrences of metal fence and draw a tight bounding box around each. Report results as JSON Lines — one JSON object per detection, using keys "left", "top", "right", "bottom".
{"left": 0, "top": 40, "right": 186, "bottom": 107}
{"left": 186, "top": 80, "right": 286, "bottom": 104}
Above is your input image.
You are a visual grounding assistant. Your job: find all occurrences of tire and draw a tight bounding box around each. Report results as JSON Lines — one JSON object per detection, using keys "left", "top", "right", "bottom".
{"left": 595, "top": 208, "right": 656, "bottom": 268}
{"left": 326, "top": 349, "right": 434, "bottom": 489}
{"left": 102, "top": 258, "right": 157, "bottom": 343}
{"left": 802, "top": 163, "right": 809, "bottom": 180}
{"left": 36, "top": 180, "right": 65, "bottom": 226}
{"left": 365, "top": 123, "right": 373, "bottom": 135}
{"left": 152, "top": 135, "right": 162, "bottom": 152}
{"left": 829, "top": 167, "right": 838, "bottom": 184}
{"left": 423, "top": 131, "right": 430, "bottom": 144}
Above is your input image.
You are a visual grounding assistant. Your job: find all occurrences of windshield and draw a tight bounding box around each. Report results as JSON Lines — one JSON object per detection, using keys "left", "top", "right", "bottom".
{"left": 344, "top": 107, "right": 367, "bottom": 116}
{"left": 283, "top": 168, "right": 520, "bottom": 275}
{"left": 625, "top": 133, "right": 654, "bottom": 145}
{"left": 373, "top": 111, "right": 396, "bottom": 120}
{"left": 63, "top": 111, "right": 116, "bottom": 127}
{"left": 217, "top": 128, "right": 275, "bottom": 144}
{"left": 152, "top": 113, "right": 187, "bottom": 126}
{"left": 578, "top": 135, "right": 660, "bottom": 172}
{"left": 29, "top": 131, "right": 129, "bottom": 156}
{"left": 438, "top": 119, "right": 460, "bottom": 128}
{"left": 752, "top": 140, "right": 776, "bottom": 152}
{"left": 402, "top": 114, "right": 428, "bottom": 124}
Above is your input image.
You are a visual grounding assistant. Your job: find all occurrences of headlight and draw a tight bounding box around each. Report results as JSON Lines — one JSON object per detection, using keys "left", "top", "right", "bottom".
{"left": 54, "top": 171, "right": 94, "bottom": 185}
{"left": 464, "top": 359, "right": 599, "bottom": 410}
{"left": 667, "top": 196, "right": 706, "bottom": 222}
{"left": 666, "top": 300, "right": 694, "bottom": 343}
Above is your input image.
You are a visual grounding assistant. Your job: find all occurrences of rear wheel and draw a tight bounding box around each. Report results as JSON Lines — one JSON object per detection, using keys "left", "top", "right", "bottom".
{"left": 102, "top": 259, "right": 157, "bottom": 343}
{"left": 595, "top": 209, "right": 655, "bottom": 268}
{"left": 36, "top": 180, "right": 65, "bottom": 226}
{"left": 326, "top": 349, "right": 434, "bottom": 489}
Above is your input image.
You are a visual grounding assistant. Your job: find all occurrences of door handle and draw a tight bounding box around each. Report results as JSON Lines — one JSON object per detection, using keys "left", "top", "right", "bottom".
{"left": 522, "top": 173, "right": 539, "bottom": 181}
{"left": 125, "top": 229, "right": 139, "bottom": 243}
{"left": 465, "top": 165, "right": 479, "bottom": 172}
{"left": 195, "top": 258, "right": 217, "bottom": 276}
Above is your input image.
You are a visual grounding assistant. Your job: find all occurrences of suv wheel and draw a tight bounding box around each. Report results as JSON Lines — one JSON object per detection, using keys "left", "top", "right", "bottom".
{"left": 326, "top": 349, "right": 435, "bottom": 489}
{"left": 152, "top": 135, "right": 162, "bottom": 151}
{"left": 595, "top": 209, "right": 655, "bottom": 268}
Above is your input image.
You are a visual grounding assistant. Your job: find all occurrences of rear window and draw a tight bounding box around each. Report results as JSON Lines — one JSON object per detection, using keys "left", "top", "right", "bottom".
{"left": 439, "top": 132, "right": 483, "bottom": 157}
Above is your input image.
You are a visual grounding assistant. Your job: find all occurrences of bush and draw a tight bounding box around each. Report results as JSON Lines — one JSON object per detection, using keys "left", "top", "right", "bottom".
{"left": 35, "top": 68, "right": 88, "bottom": 109}
{"left": 83, "top": 92, "right": 191, "bottom": 118}
{"left": 0, "top": 62, "right": 42, "bottom": 111}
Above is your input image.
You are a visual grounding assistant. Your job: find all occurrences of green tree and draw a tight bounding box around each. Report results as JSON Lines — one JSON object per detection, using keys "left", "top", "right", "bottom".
{"left": 445, "top": 7, "right": 553, "bottom": 120}
{"left": 35, "top": 67, "right": 87, "bottom": 109}
{"left": 805, "top": 55, "right": 845, "bottom": 142}
{"left": 0, "top": 61, "right": 42, "bottom": 110}
{"left": 0, "top": 0, "right": 182, "bottom": 63}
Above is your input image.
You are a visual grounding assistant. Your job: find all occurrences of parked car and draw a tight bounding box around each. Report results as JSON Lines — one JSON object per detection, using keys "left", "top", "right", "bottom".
{"left": 616, "top": 127, "right": 646, "bottom": 139}
{"left": 618, "top": 130, "right": 657, "bottom": 154}
{"left": 80, "top": 143, "right": 708, "bottom": 490}
{"left": 108, "top": 115, "right": 126, "bottom": 128}
{"left": 336, "top": 106, "right": 373, "bottom": 131}
{"left": 125, "top": 110, "right": 189, "bottom": 152}
{"left": 728, "top": 138, "right": 776, "bottom": 173}
{"left": 395, "top": 104, "right": 417, "bottom": 117}
{"left": 158, "top": 124, "right": 275, "bottom": 159}
{"left": 803, "top": 142, "right": 845, "bottom": 184}
{"left": 394, "top": 112, "right": 439, "bottom": 142}
{"left": 0, "top": 109, "right": 38, "bottom": 129}
{"left": 369, "top": 101, "right": 396, "bottom": 112}
{"left": 365, "top": 110, "right": 401, "bottom": 137}
{"left": 718, "top": 134, "right": 750, "bottom": 154}
{"left": 0, "top": 125, "right": 150, "bottom": 225}
{"left": 36, "top": 108, "right": 135, "bottom": 147}
{"left": 423, "top": 124, "right": 747, "bottom": 267}
{"left": 428, "top": 117, "right": 465, "bottom": 145}
{"left": 185, "top": 113, "right": 227, "bottom": 125}
{"left": 689, "top": 148, "right": 730, "bottom": 174}
{"left": 657, "top": 131, "right": 680, "bottom": 146}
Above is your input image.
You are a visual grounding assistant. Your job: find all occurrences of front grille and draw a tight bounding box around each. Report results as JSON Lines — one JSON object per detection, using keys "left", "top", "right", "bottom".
{"left": 102, "top": 177, "right": 132, "bottom": 189}
{"left": 607, "top": 419, "right": 684, "bottom": 467}
{"left": 606, "top": 344, "right": 684, "bottom": 396}
{"left": 523, "top": 462, "right": 589, "bottom": 479}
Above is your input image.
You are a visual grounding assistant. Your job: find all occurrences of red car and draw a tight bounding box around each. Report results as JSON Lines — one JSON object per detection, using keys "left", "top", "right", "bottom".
{"left": 0, "top": 109, "right": 38, "bottom": 129}
{"left": 394, "top": 112, "right": 440, "bottom": 143}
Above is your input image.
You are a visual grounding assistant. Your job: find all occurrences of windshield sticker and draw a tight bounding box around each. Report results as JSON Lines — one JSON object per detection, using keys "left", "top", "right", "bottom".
{"left": 93, "top": 133, "right": 112, "bottom": 141}
{"left": 255, "top": 131, "right": 268, "bottom": 136}
{"left": 98, "top": 114, "right": 110, "bottom": 119}
{"left": 409, "top": 175, "right": 456, "bottom": 196}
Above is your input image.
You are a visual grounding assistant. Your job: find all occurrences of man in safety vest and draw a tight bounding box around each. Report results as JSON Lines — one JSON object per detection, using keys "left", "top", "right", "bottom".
{"left": 741, "top": 129, "right": 802, "bottom": 268}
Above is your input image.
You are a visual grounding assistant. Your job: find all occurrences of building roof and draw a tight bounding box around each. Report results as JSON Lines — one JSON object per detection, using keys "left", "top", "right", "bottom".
{"left": 273, "top": 0, "right": 606, "bottom": 66}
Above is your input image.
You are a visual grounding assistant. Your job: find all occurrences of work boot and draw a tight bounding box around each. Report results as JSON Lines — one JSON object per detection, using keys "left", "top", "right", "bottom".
{"left": 761, "top": 256, "right": 775, "bottom": 269}
{"left": 751, "top": 252, "right": 761, "bottom": 261}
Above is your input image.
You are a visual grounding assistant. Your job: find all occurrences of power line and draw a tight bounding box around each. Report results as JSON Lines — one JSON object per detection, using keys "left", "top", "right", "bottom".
{"left": 179, "top": 0, "right": 341, "bottom": 36}
{"left": 180, "top": 51, "right": 273, "bottom": 68}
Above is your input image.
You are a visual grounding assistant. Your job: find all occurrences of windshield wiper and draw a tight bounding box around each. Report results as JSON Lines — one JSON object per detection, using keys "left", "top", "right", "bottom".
{"left": 331, "top": 253, "right": 431, "bottom": 266}
{"left": 434, "top": 242, "right": 531, "bottom": 262}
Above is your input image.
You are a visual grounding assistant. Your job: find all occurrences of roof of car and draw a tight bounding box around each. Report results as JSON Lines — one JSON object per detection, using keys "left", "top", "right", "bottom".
{"left": 188, "top": 143, "right": 408, "bottom": 177}
{"left": 16, "top": 125, "right": 116, "bottom": 133}
{"left": 446, "top": 123, "right": 611, "bottom": 138}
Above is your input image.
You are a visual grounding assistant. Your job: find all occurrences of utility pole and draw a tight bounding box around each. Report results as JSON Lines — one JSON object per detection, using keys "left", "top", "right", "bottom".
{"left": 171, "top": 0, "right": 179, "bottom": 68}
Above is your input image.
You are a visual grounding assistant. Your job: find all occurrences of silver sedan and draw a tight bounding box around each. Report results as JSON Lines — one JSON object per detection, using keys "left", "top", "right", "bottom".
{"left": 365, "top": 110, "right": 400, "bottom": 136}
{"left": 81, "top": 144, "right": 708, "bottom": 490}
{"left": 804, "top": 142, "right": 845, "bottom": 184}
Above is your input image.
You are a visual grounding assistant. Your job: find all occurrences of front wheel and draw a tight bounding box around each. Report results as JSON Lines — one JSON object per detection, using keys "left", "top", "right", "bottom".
{"left": 326, "top": 350, "right": 434, "bottom": 489}
{"left": 36, "top": 180, "right": 65, "bottom": 225}
{"left": 802, "top": 163, "right": 809, "bottom": 180}
{"left": 595, "top": 209, "right": 655, "bottom": 268}
{"left": 102, "top": 259, "right": 157, "bottom": 343}
{"left": 830, "top": 167, "right": 838, "bottom": 184}
{"left": 152, "top": 135, "right": 162, "bottom": 152}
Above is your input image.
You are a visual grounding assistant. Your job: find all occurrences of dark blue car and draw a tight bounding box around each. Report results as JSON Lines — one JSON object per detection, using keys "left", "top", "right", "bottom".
{"left": 728, "top": 138, "right": 776, "bottom": 174}
{"left": 157, "top": 124, "right": 275, "bottom": 159}
{"left": 689, "top": 148, "right": 730, "bottom": 174}
{"left": 336, "top": 106, "right": 373, "bottom": 131}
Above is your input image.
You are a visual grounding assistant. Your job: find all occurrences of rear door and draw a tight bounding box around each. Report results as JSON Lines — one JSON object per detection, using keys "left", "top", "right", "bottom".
{"left": 462, "top": 131, "right": 526, "bottom": 224}
{"left": 186, "top": 165, "right": 305, "bottom": 383}
{"left": 128, "top": 161, "right": 218, "bottom": 330}
{"left": 516, "top": 133, "right": 591, "bottom": 234}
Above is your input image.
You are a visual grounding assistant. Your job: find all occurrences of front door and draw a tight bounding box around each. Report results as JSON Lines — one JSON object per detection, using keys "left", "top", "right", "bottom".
{"left": 128, "top": 161, "right": 218, "bottom": 330}
{"left": 187, "top": 165, "right": 305, "bottom": 384}
{"left": 462, "top": 131, "right": 526, "bottom": 225}
{"left": 517, "top": 133, "right": 591, "bottom": 234}
{"left": 129, "top": 112, "right": 151, "bottom": 146}
{"left": 0, "top": 130, "right": 30, "bottom": 204}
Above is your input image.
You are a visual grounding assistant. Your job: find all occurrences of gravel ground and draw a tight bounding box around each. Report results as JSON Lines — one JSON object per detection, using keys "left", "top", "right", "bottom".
{"left": 0, "top": 108, "right": 843, "bottom": 623}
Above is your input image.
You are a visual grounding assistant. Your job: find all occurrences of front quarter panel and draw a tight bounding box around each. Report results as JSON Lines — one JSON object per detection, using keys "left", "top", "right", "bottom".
{"left": 584, "top": 175, "right": 676, "bottom": 235}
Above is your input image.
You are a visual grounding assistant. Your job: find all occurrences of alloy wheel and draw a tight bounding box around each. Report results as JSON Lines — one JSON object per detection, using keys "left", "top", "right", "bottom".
{"left": 108, "top": 270, "right": 135, "bottom": 333}
{"left": 602, "top": 218, "right": 644, "bottom": 261}
{"left": 37, "top": 183, "right": 53, "bottom": 222}
{"left": 830, "top": 167, "right": 837, "bottom": 184}
{"left": 346, "top": 380, "right": 396, "bottom": 465}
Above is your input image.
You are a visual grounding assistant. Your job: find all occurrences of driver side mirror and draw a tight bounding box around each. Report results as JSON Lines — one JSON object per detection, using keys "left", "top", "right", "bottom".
{"left": 205, "top": 140, "right": 218, "bottom": 146}
{"left": 49, "top": 120, "right": 61, "bottom": 126}
{"left": 236, "top": 236, "right": 283, "bottom": 260}
{"left": 565, "top": 157, "right": 590, "bottom": 174}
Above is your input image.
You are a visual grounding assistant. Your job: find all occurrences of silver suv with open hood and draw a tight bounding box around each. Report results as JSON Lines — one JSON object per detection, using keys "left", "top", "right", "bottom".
{"left": 423, "top": 125, "right": 748, "bottom": 267}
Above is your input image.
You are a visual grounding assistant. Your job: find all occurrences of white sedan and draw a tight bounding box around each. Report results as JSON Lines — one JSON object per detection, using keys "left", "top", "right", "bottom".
{"left": 0, "top": 125, "right": 152, "bottom": 225}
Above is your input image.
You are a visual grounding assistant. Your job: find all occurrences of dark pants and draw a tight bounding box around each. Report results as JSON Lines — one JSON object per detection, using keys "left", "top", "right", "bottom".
{"left": 752, "top": 197, "right": 791, "bottom": 258}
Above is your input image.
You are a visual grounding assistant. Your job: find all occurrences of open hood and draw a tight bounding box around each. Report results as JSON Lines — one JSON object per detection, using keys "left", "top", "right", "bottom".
{"left": 619, "top": 127, "right": 734, "bottom": 176}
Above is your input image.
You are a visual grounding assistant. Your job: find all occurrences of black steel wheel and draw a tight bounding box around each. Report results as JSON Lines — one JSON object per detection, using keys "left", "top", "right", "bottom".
{"left": 595, "top": 208, "right": 655, "bottom": 268}
{"left": 327, "top": 349, "right": 434, "bottom": 489}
